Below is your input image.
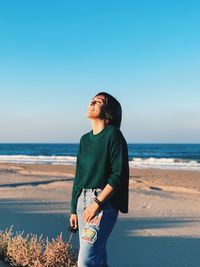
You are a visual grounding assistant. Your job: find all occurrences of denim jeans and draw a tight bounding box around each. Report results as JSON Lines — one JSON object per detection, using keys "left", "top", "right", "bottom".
{"left": 77, "top": 189, "right": 119, "bottom": 267}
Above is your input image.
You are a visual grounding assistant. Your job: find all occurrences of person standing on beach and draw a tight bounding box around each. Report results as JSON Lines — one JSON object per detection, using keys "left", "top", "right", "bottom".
{"left": 70, "top": 92, "right": 129, "bottom": 267}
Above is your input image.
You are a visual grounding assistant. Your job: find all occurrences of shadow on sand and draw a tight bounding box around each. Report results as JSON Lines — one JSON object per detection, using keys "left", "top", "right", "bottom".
{"left": 108, "top": 217, "right": 200, "bottom": 267}
{"left": 0, "top": 178, "right": 73, "bottom": 188}
{"left": 0, "top": 199, "right": 200, "bottom": 267}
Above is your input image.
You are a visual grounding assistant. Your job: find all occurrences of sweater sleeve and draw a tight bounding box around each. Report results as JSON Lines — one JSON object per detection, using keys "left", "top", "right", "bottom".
{"left": 107, "top": 130, "right": 128, "bottom": 191}
{"left": 70, "top": 142, "right": 81, "bottom": 214}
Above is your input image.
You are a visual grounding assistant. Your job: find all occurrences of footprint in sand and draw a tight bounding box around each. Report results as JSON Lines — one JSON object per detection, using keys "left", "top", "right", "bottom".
{"left": 142, "top": 203, "right": 152, "bottom": 209}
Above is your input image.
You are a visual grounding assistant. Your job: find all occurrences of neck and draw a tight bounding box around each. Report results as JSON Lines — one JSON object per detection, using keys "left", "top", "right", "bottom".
{"left": 90, "top": 119, "right": 106, "bottom": 135}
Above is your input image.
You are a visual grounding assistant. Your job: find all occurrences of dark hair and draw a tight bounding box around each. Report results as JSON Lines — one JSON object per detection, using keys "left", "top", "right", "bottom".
{"left": 95, "top": 92, "right": 122, "bottom": 129}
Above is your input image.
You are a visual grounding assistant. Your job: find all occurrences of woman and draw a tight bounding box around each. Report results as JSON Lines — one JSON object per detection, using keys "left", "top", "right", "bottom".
{"left": 70, "top": 92, "right": 129, "bottom": 267}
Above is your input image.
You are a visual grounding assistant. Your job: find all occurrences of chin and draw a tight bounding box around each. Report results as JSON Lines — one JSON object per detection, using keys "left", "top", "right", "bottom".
{"left": 86, "top": 114, "right": 93, "bottom": 119}
{"left": 86, "top": 111, "right": 95, "bottom": 118}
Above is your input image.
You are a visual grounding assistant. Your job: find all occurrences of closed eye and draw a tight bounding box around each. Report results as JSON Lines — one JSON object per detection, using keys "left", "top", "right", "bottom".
{"left": 91, "top": 98, "right": 105, "bottom": 105}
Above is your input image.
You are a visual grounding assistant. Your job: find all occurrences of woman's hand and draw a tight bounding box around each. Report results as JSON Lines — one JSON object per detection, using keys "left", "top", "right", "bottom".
{"left": 83, "top": 202, "right": 100, "bottom": 224}
{"left": 70, "top": 214, "right": 78, "bottom": 230}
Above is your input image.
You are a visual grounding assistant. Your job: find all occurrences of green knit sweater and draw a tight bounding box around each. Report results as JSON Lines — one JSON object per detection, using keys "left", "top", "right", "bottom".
{"left": 70, "top": 124, "right": 129, "bottom": 214}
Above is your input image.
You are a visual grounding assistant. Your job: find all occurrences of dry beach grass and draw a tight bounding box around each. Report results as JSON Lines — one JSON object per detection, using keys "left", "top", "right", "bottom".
{"left": 0, "top": 227, "right": 77, "bottom": 267}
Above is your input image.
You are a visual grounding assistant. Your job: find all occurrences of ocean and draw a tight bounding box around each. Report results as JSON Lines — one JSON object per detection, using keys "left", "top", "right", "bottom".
{"left": 0, "top": 143, "right": 200, "bottom": 171}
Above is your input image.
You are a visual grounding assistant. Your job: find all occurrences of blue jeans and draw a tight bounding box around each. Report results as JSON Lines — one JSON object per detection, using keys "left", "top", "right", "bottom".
{"left": 77, "top": 189, "right": 119, "bottom": 267}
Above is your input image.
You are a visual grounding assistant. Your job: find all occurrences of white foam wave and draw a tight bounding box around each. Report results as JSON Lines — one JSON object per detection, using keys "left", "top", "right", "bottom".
{"left": 0, "top": 155, "right": 200, "bottom": 171}
{"left": 0, "top": 155, "right": 77, "bottom": 165}
{"left": 129, "top": 157, "right": 200, "bottom": 171}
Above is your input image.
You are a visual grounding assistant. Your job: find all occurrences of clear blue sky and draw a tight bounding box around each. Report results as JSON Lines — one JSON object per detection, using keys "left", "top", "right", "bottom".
{"left": 0, "top": 0, "right": 199, "bottom": 143}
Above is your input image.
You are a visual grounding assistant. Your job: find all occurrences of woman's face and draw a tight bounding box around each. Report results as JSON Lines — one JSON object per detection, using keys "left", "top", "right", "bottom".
{"left": 86, "top": 95, "right": 106, "bottom": 119}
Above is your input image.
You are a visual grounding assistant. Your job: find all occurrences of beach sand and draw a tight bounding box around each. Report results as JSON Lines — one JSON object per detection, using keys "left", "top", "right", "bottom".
{"left": 0, "top": 163, "right": 200, "bottom": 267}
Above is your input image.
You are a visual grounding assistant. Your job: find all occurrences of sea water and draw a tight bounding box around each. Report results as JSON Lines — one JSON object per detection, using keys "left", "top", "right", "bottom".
{"left": 0, "top": 143, "right": 200, "bottom": 171}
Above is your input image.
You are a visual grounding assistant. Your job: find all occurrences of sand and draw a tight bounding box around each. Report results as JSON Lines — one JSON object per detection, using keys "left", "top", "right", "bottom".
{"left": 0, "top": 163, "right": 200, "bottom": 267}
